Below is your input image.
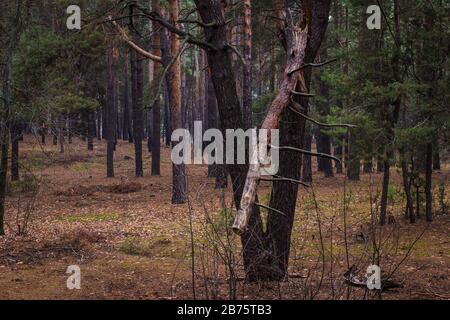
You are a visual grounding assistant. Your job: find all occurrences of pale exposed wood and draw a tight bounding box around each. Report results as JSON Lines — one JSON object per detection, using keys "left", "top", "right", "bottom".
{"left": 232, "top": 23, "right": 309, "bottom": 234}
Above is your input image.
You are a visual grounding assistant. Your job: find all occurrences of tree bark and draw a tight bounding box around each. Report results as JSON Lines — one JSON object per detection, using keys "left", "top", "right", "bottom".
{"left": 130, "top": 12, "right": 144, "bottom": 177}
{"left": 346, "top": 132, "right": 360, "bottom": 181}
{"left": 425, "top": 143, "right": 433, "bottom": 222}
{"left": 106, "top": 41, "right": 117, "bottom": 178}
{"left": 380, "top": 160, "right": 390, "bottom": 225}
{"left": 169, "top": 0, "right": 187, "bottom": 204}
{"left": 87, "top": 111, "right": 95, "bottom": 151}
{"left": 151, "top": 0, "right": 162, "bottom": 176}
{"left": 242, "top": 0, "right": 253, "bottom": 129}
{"left": 401, "top": 156, "right": 415, "bottom": 223}
{"left": 122, "top": 50, "right": 131, "bottom": 142}
{"left": 10, "top": 123, "right": 20, "bottom": 181}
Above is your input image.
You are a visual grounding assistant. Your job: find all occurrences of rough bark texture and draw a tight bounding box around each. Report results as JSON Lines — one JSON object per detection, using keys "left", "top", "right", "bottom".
{"left": 130, "top": 16, "right": 144, "bottom": 177}
{"left": 265, "top": 0, "right": 332, "bottom": 280}
{"left": 151, "top": 0, "right": 162, "bottom": 176}
{"left": 233, "top": 12, "right": 309, "bottom": 234}
{"left": 106, "top": 41, "right": 117, "bottom": 178}
{"left": 380, "top": 160, "right": 390, "bottom": 225}
{"left": 122, "top": 51, "right": 131, "bottom": 142}
{"left": 242, "top": 0, "right": 253, "bottom": 129}
{"left": 196, "top": 0, "right": 331, "bottom": 280}
{"left": 87, "top": 112, "right": 95, "bottom": 151}
{"left": 10, "top": 123, "right": 20, "bottom": 181}
{"left": 195, "top": 0, "right": 266, "bottom": 280}
{"left": 401, "top": 156, "right": 415, "bottom": 223}
{"left": 169, "top": 0, "right": 187, "bottom": 204}
{"left": 425, "top": 143, "right": 433, "bottom": 222}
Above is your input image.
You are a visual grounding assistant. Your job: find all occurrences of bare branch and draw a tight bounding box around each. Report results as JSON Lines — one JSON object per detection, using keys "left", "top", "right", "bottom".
{"left": 177, "top": 19, "right": 217, "bottom": 28}
{"left": 255, "top": 203, "right": 286, "bottom": 216}
{"left": 291, "top": 90, "right": 315, "bottom": 98}
{"left": 289, "top": 104, "right": 357, "bottom": 129}
{"left": 130, "top": 4, "right": 218, "bottom": 51}
{"left": 287, "top": 58, "right": 338, "bottom": 76}
{"left": 226, "top": 44, "right": 245, "bottom": 65}
{"left": 271, "top": 145, "right": 341, "bottom": 163}
{"left": 109, "top": 16, "right": 162, "bottom": 63}
{"left": 260, "top": 176, "right": 310, "bottom": 188}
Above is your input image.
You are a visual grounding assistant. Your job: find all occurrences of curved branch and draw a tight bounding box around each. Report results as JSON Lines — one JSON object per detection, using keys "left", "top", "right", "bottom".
{"left": 289, "top": 104, "right": 357, "bottom": 129}
{"left": 109, "top": 16, "right": 162, "bottom": 63}
{"left": 255, "top": 203, "right": 286, "bottom": 216}
{"left": 287, "top": 58, "right": 337, "bottom": 75}
{"left": 271, "top": 145, "right": 341, "bottom": 163}
{"left": 291, "top": 90, "right": 315, "bottom": 98}
{"left": 260, "top": 176, "right": 310, "bottom": 188}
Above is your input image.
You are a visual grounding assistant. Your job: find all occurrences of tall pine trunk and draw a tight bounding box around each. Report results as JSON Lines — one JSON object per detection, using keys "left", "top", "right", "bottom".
{"left": 130, "top": 18, "right": 144, "bottom": 177}
{"left": 242, "top": 0, "right": 252, "bottom": 129}
{"left": 169, "top": 0, "right": 187, "bottom": 204}
{"left": 106, "top": 41, "right": 117, "bottom": 178}
{"left": 10, "top": 123, "right": 20, "bottom": 181}
{"left": 151, "top": 0, "right": 162, "bottom": 176}
{"left": 425, "top": 143, "right": 433, "bottom": 222}
{"left": 122, "top": 51, "right": 131, "bottom": 142}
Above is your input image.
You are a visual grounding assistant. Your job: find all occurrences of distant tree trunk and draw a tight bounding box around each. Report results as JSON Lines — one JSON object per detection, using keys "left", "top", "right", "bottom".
{"left": 242, "top": 0, "right": 252, "bottom": 129}
{"left": 160, "top": 28, "right": 171, "bottom": 147}
{"left": 40, "top": 124, "right": 46, "bottom": 144}
{"left": 169, "top": 0, "right": 187, "bottom": 204}
{"left": 10, "top": 123, "right": 20, "bottom": 181}
{"left": 0, "top": 139, "right": 7, "bottom": 236}
{"left": 59, "top": 116, "right": 65, "bottom": 154}
{"left": 67, "top": 114, "right": 73, "bottom": 144}
{"left": 335, "top": 144, "right": 343, "bottom": 174}
{"left": 51, "top": 115, "right": 58, "bottom": 145}
{"left": 0, "top": 62, "right": 12, "bottom": 236}
{"left": 316, "top": 131, "right": 333, "bottom": 177}
{"left": 380, "top": 159, "right": 390, "bottom": 225}
{"left": 425, "top": 143, "right": 433, "bottom": 222}
{"left": 302, "top": 134, "right": 312, "bottom": 183}
{"left": 207, "top": 73, "right": 218, "bottom": 178}
{"left": 87, "top": 111, "right": 95, "bottom": 151}
{"left": 347, "top": 133, "right": 360, "bottom": 181}
{"left": 164, "top": 82, "right": 171, "bottom": 146}
{"left": 151, "top": 0, "right": 162, "bottom": 176}
{"left": 363, "top": 159, "right": 373, "bottom": 174}
{"left": 96, "top": 110, "right": 102, "bottom": 140}
{"left": 401, "top": 156, "right": 415, "bottom": 223}
{"left": 315, "top": 42, "right": 333, "bottom": 177}
{"left": 106, "top": 41, "right": 117, "bottom": 178}
{"left": 122, "top": 51, "right": 131, "bottom": 142}
{"left": 130, "top": 12, "right": 144, "bottom": 177}
{"left": 433, "top": 144, "right": 440, "bottom": 171}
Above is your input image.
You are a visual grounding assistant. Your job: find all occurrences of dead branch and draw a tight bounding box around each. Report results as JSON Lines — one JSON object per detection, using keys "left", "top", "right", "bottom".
{"left": 291, "top": 90, "right": 315, "bottom": 98}
{"left": 109, "top": 16, "right": 162, "bottom": 63}
{"left": 260, "top": 176, "right": 310, "bottom": 188}
{"left": 255, "top": 203, "right": 286, "bottom": 216}
{"left": 287, "top": 58, "right": 338, "bottom": 75}
{"left": 289, "top": 104, "right": 357, "bottom": 129}
{"left": 272, "top": 145, "right": 341, "bottom": 163}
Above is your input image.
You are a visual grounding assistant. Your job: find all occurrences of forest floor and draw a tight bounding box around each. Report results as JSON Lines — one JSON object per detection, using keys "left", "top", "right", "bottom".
{"left": 0, "top": 135, "right": 449, "bottom": 300}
